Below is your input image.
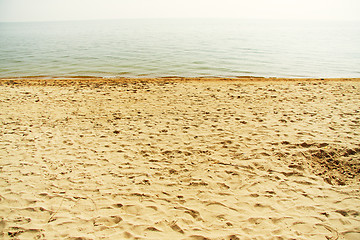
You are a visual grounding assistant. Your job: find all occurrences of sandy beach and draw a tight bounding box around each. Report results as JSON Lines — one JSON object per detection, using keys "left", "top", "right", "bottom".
{"left": 0, "top": 77, "right": 359, "bottom": 239}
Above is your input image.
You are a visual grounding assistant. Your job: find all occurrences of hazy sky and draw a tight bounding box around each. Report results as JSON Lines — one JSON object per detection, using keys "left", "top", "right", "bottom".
{"left": 0, "top": 0, "right": 359, "bottom": 22}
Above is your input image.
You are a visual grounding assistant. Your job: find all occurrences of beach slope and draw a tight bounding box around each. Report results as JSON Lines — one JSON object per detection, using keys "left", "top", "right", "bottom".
{"left": 0, "top": 78, "right": 359, "bottom": 239}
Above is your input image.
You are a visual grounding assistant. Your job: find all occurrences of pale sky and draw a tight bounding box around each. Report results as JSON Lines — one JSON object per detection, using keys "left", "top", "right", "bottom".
{"left": 0, "top": 0, "right": 359, "bottom": 22}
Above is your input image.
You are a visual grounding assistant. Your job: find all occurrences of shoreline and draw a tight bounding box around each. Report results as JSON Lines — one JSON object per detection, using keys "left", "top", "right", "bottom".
{"left": 1, "top": 76, "right": 360, "bottom": 86}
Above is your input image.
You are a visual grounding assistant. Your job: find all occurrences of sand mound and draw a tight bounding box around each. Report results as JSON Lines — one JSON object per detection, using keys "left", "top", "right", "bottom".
{"left": 304, "top": 145, "right": 360, "bottom": 185}
{"left": 279, "top": 142, "right": 360, "bottom": 185}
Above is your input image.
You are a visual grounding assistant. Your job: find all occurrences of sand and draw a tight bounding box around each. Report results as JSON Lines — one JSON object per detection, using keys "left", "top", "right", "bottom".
{"left": 0, "top": 77, "right": 359, "bottom": 240}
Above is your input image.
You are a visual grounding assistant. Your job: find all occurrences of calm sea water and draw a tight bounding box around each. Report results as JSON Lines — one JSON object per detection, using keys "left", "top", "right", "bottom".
{"left": 0, "top": 19, "right": 359, "bottom": 78}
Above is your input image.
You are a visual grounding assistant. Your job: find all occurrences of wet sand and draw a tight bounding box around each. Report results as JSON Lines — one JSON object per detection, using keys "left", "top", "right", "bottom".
{"left": 0, "top": 77, "right": 359, "bottom": 239}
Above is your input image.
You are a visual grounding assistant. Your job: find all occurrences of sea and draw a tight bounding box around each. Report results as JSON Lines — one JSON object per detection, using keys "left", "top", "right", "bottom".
{"left": 0, "top": 18, "right": 359, "bottom": 78}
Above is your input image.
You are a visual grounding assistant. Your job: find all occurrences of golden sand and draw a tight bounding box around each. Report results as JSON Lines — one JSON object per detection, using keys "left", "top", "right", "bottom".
{"left": 0, "top": 77, "right": 359, "bottom": 239}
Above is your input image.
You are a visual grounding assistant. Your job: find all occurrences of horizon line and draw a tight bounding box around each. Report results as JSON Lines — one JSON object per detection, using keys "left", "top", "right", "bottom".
{"left": 1, "top": 17, "right": 360, "bottom": 24}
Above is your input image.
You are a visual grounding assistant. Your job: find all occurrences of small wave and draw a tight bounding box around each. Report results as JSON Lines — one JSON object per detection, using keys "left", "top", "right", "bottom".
{"left": 0, "top": 19, "right": 359, "bottom": 78}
